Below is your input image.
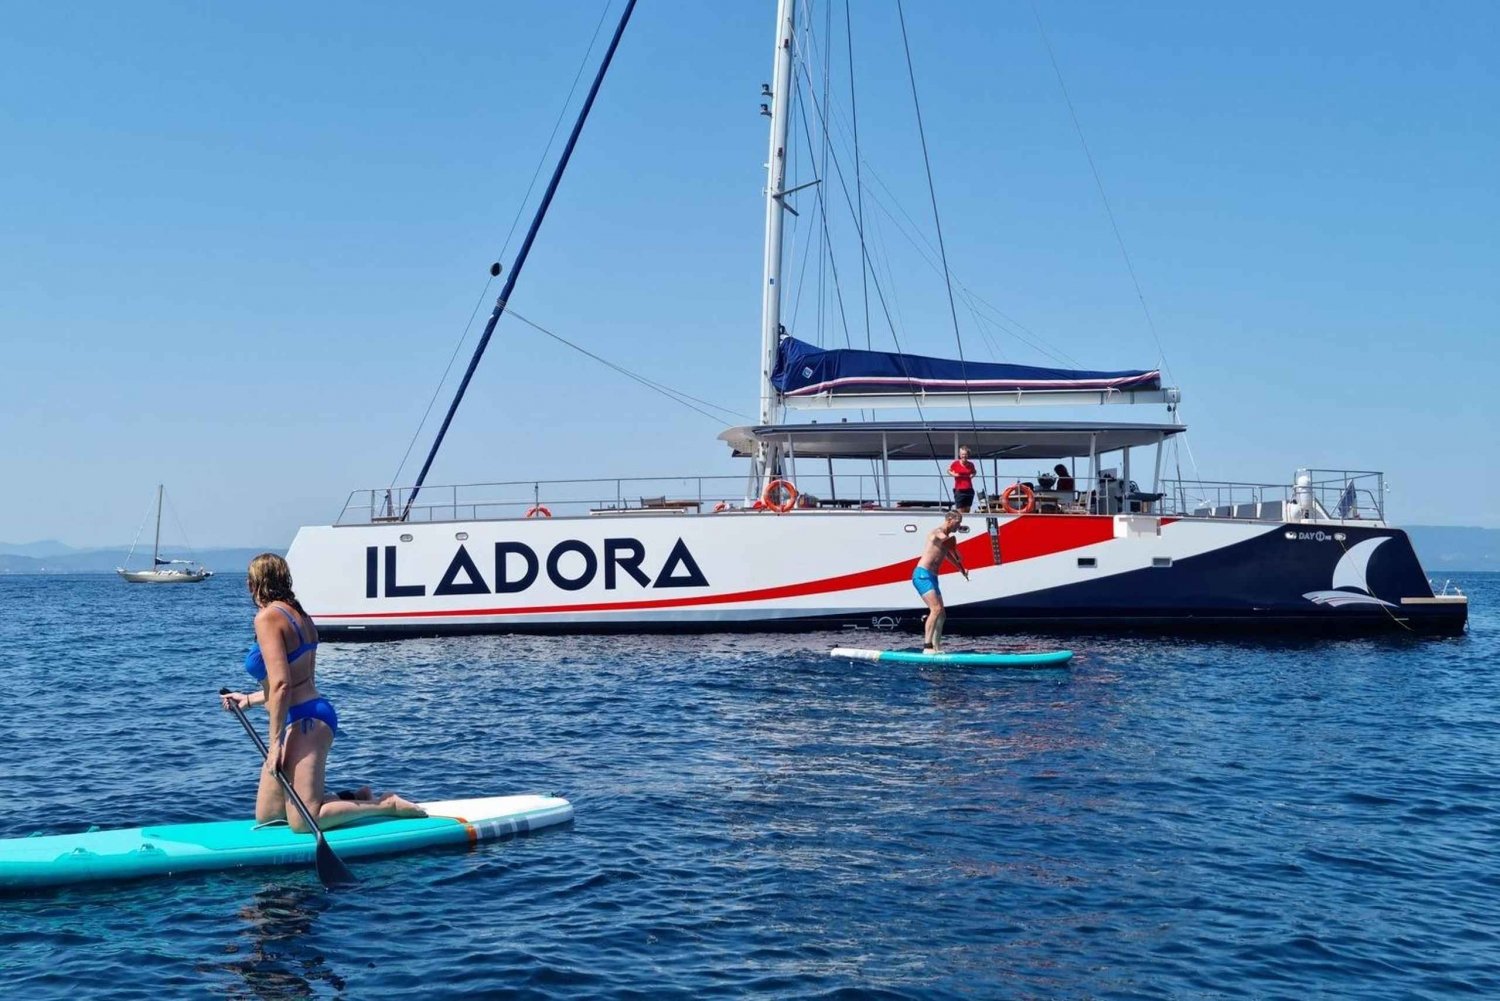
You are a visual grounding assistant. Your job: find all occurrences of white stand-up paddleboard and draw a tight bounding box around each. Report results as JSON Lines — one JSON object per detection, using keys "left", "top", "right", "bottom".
{"left": 831, "top": 647, "right": 1073, "bottom": 668}
{"left": 0, "top": 794, "right": 572, "bottom": 891}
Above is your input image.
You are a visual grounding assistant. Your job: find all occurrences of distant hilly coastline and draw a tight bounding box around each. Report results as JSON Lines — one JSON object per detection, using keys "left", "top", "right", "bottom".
{"left": 1402, "top": 526, "right": 1499, "bottom": 573}
{"left": 0, "top": 543, "right": 282, "bottom": 575}
{"left": 1, "top": 526, "right": 1494, "bottom": 574}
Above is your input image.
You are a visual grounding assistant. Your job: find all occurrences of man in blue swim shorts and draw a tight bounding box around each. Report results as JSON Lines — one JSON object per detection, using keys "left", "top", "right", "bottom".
{"left": 912, "top": 509, "right": 969, "bottom": 654}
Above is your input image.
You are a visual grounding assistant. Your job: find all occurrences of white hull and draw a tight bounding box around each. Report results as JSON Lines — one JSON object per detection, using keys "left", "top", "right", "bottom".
{"left": 286, "top": 510, "right": 1461, "bottom": 635}
{"left": 117, "top": 568, "right": 213, "bottom": 584}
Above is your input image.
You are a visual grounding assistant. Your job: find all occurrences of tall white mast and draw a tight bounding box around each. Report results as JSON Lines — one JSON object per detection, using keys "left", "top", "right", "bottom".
{"left": 758, "top": 0, "right": 796, "bottom": 431}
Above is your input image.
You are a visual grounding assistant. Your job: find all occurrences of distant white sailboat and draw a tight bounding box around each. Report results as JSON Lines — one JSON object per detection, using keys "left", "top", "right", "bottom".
{"left": 116, "top": 484, "right": 213, "bottom": 584}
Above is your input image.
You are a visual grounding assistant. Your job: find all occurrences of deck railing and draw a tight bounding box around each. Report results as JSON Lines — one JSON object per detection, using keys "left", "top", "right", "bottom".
{"left": 339, "top": 477, "right": 740, "bottom": 525}
{"left": 337, "top": 472, "right": 993, "bottom": 525}
{"left": 335, "top": 468, "right": 1386, "bottom": 525}
{"left": 1162, "top": 469, "right": 1385, "bottom": 524}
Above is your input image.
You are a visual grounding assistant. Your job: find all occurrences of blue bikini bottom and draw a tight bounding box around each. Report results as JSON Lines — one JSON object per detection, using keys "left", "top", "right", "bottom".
{"left": 286, "top": 697, "right": 339, "bottom": 739}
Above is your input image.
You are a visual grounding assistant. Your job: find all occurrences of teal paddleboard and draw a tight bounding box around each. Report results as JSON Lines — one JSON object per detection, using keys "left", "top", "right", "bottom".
{"left": 0, "top": 794, "right": 571, "bottom": 891}
{"left": 831, "top": 647, "right": 1073, "bottom": 668}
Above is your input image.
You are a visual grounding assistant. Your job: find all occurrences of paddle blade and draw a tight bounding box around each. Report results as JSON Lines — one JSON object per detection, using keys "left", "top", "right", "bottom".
{"left": 315, "top": 837, "right": 357, "bottom": 888}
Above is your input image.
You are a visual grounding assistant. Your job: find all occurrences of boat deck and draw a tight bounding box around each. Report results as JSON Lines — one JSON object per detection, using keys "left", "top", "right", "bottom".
{"left": 336, "top": 468, "right": 1388, "bottom": 528}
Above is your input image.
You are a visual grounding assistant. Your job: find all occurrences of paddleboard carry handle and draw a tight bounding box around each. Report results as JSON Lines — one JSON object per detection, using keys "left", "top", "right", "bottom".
{"left": 219, "top": 688, "right": 356, "bottom": 889}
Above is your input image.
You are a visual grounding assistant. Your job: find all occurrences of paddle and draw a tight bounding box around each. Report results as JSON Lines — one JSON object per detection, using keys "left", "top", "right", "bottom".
{"left": 219, "top": 688, "right": 357, "bottom": 888}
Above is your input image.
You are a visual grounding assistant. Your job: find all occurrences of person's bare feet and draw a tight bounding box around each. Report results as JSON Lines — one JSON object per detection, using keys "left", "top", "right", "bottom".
{"left": 380, "top": 794, "right": 427, "bottom": 818}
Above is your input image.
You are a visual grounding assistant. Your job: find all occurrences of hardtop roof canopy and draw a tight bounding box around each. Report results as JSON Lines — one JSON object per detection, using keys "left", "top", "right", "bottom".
{"left": 719, "top": 421, "right": 1187, "bottom": 462}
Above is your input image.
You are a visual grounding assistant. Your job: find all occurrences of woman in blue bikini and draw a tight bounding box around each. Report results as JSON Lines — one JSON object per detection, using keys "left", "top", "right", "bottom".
{"left": 220, "top": 553, "right": 424, "bottom": 832}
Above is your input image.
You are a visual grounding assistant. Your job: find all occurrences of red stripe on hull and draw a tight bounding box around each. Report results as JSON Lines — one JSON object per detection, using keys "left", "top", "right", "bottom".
{"left": 320, "top": 514, "right": 1117, "bottom": 620}
{"left": 964, "top": 514, "right": 1114, "bottom": 568}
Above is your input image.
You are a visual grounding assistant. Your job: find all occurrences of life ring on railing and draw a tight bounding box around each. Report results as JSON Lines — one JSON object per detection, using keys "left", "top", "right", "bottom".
{"left": 761, "top": 478, "right": 799, "bottom": 513}
{"left": 714, "top": 501, "right": 729, "bottom": 513}
{"left": 999, "top": 483, "right": 1035, "bottom": 515}
{"left": 524, "top": 505, "right": 552, "bottom": 519}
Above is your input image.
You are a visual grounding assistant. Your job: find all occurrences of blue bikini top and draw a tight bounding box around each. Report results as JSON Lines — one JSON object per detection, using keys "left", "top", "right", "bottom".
{"left": 245, "top": 605, "right": 318, "bottom": 682}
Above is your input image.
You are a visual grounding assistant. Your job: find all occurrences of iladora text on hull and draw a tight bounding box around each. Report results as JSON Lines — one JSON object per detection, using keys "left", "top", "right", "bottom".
{"left": 286, "top": 2, "right": 1465, "bottom": 638}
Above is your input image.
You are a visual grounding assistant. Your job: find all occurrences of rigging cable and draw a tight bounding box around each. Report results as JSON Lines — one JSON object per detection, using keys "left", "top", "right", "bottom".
{"left": 161, "top": 491, "right": 183, "bottom": 557}
{"left": 793, "top": 11, "right": 884, "bottom": 495}
{"left": 857, "top": 166, "right": 1088, "bottom": 369}
{"left": 161, "top": 489, "right": 201, "bottom": 561}
{"left": 817, "top": 0, "right": 833, "bottom": 347}
{"left": 784, "top": 78, "right": 821, "bottom": 334}
{"left": 800, "top": 56, "right": 1094, "bottom": 371}
{"left": 402, "top": 0, "right": 639, "bottom": 521}
{"left": 122, "top": 491, "right": 156, "bottom": 566}
{"left": 895, "top": 0, "right": 987, "bottom": 503}
{"left": 845, "top": 0, "right": 872, "bottom": 349}
{"left": 792, "top": 71, "right": 855, "bottom": 351}
{"left": 1029, "top": 3, "right": 1169, "bottom": 380}
{"left": 388, "top": 2, "right": 616, "bottom": 489}
{"left": 1030, "top": 2, "right": 1200, "bottom": 483}
{"left": 791, "top": 42, "right": 952, "bottom": 498}
{"left": 506, "top": 310, "right": 751, "bottom": 425}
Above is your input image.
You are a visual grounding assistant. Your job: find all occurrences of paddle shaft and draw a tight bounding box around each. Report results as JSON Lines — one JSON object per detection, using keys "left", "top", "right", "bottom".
{"left": 227, "top": 693, "right": 272, "bottom": 758}
{"left": 219, "top": 688, "right": 356, "bottom": 887}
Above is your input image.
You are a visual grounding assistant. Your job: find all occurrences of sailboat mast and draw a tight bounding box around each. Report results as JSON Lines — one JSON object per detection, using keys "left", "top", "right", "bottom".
{"left": 152, "top": 483, "right": 162, "bottom": 566}
{"left": 758, "top": 0, "right": 796, "bottom": 430}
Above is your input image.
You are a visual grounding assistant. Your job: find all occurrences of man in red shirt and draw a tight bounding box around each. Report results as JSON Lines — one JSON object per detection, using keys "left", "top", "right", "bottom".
{"left": 949, "top": 445, "right": 977, "bottom": 512}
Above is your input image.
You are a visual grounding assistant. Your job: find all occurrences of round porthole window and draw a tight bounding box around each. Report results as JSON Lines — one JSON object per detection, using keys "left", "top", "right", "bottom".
{"left": 400, "top": 533, "right": 413, "bottom": 543}
{"left": 455, "top": 532, "right": 469, "bottom": 541}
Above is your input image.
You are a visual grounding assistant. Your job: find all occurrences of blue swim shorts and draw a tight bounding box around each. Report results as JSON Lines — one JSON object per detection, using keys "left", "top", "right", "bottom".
{"left": 912, "top": 566, "right": 940, "bottom": 598}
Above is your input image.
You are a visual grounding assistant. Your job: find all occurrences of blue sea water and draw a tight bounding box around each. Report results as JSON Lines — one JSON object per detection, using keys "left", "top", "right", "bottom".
{"left": 0, "top": 573, "right": 1496, "bottom": 999}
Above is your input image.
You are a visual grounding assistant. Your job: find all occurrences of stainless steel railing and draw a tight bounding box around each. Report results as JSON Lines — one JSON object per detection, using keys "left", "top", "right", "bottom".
{"left": 334, "top": 468, "right": 1387, "bottom": 525}
{"left": 1162, "top": 469, "right": 1385, "bottom": 524}
{"left": 337, "top": 471, "right": 1003, "bottom": 525}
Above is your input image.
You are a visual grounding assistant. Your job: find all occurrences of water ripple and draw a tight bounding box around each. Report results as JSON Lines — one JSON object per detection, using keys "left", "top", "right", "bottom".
{"left": 0, "top": 572, "right": 1496, "bottom": 998}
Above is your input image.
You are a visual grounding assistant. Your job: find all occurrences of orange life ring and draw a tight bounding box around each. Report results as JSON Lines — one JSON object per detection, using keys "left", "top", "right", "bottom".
{"left": 524, "top": 505, "right": 552, "bottom": 519}
{"left": 1000, "top": 483, "right": 1035, "bottom": 515}
{"left": 761, "top": 478, "right": 798, "bottom": 513}
{"left": 714, "top": 501, "right": 729, "bottom": 513}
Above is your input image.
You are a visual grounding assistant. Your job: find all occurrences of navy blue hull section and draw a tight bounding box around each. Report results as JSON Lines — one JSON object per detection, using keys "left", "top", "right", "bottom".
{"left": 941, "top": 525, "right": 1465, "bottom": 635}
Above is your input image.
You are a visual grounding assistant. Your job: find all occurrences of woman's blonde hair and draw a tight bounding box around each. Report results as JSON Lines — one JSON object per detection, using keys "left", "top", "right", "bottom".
{"left": 247, "top": 553, "right": 307, "bottom": 616}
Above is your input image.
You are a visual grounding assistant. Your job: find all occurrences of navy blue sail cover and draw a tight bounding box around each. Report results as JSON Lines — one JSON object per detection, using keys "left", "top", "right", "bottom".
{"left": 772, "top": 336, "right": 1160, "bottom": 397}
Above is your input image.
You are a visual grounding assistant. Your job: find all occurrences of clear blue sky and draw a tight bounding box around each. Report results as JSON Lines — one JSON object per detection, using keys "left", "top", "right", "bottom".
{"left": 2, "top": 1, "right": 1495, "bottom": 547}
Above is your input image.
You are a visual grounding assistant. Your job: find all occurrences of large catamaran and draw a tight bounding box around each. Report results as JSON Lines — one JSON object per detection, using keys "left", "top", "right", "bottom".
{"left": 286, "top": 1, "right": 1466, "bottom": 637}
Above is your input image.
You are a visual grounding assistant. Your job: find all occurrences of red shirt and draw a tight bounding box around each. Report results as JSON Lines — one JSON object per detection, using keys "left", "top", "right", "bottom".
{"left": 949, "top": 459, "right": 975, "bottom": 492}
